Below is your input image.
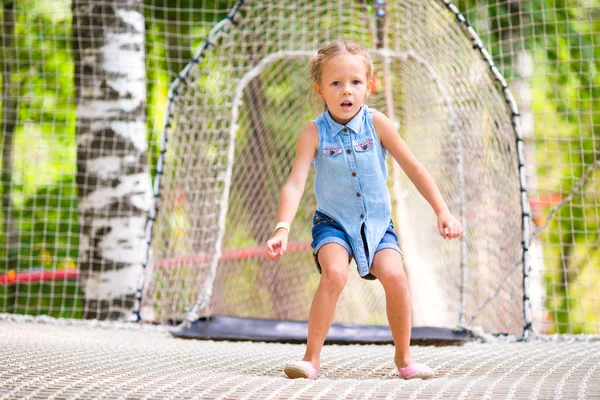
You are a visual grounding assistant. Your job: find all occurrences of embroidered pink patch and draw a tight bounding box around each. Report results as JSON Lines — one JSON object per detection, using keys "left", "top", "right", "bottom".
{"left": 354, "top": 138, "right": 373, "bottom": 152}
{"left": 323, "top": 147, "right": 342, "bottom": 156}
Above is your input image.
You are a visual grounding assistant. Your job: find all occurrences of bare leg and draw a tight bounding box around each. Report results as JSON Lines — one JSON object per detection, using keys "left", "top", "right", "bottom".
{"left": 370, "top": 249, "right": 413, "bottom": 368}
{"left": 302, "top": 243, "right": 349, "bottom": 371}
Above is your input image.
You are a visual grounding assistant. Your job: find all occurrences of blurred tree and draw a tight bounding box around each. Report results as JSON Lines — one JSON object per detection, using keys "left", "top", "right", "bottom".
{"left": 72, "top": 0, "right": 152, "bottom": 320}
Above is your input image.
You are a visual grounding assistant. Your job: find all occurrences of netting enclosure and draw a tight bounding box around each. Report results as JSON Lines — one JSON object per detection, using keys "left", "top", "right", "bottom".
{"left": 140, "top": 0, "right": 527, "bottom": 336}
{"left": 1, "top": 0, "right": 600, "bottom": 398}
{"left": 0, "top": 0, "right": 598, "bottom": 336}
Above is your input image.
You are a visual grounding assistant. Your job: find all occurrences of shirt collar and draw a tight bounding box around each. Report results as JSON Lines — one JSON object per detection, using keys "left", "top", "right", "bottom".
{"left": 325, "top": 105, "right": 366, "bottom": 136}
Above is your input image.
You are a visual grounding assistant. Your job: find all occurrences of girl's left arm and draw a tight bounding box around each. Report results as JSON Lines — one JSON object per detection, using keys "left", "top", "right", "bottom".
{"left": 373, "top": 110, "right": 462, "bottom": 239}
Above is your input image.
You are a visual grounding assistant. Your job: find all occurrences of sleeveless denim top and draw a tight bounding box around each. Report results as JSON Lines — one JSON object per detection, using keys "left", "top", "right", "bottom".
{"left": 313, "top": 105, "right": 391, "bottom": 277}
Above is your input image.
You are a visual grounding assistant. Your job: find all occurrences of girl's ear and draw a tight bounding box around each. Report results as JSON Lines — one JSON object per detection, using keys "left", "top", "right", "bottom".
{"left": 364, "top": 77, "right": 374, "bottom": 101}
{"left": 368, "top": 74, "right": 378, "bottom": 95}
{"left": 313, "top": 83, "right": 324, "bottom": 100}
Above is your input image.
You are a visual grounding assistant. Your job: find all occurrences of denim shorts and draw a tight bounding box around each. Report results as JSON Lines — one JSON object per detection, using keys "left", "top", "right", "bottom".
{"left": 311, "top": 210, "right": 402, "bottom": 280}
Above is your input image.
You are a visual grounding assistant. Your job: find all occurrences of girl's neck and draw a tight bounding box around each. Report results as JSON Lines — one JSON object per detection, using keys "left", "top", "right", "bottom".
{"left": 326, "top": 105, "right": 363, "bottom": 125}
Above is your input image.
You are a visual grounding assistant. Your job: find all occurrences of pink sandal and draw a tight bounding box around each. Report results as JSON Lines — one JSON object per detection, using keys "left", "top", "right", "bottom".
{"left": 284, "top": 361, "right": 318, "bottom": 380}
{"left": 398, "top": 363, "right": 435, "bottom": 380}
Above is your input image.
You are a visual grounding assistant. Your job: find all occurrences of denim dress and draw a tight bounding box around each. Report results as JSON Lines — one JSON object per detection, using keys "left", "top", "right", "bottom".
{"left": 312, "top": 105, "right": 393, "bottom": 278}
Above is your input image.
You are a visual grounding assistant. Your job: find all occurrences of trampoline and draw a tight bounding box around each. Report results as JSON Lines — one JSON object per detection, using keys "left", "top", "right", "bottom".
{"left": 2, "top": 315, "right": 599, "bottom": 399}
{"left": 1, "top": 0, "right": 599, "bottom": 399}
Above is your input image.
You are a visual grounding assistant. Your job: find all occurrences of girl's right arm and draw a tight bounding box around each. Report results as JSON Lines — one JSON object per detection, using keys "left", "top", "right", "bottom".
{"left": 265, "top": 122, "right": 319, "bottom": 261}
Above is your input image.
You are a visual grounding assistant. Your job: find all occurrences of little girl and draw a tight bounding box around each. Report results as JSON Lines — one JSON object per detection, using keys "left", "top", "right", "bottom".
{"left": 265, "top": 41, "right": 462, "bottom": 380}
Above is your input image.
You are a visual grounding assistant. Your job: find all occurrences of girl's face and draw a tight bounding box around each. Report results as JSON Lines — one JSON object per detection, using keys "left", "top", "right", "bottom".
{"left": 314, "top": 54, "right": 373, "bottom": 125}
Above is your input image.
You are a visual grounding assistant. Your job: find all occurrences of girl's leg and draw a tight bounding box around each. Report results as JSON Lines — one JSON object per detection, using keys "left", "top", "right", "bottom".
{"left": 302, "top": 243, "right": 349, "bottom": 370}
{"left": 369, "top": 248, "right": 413, "bottom": 368}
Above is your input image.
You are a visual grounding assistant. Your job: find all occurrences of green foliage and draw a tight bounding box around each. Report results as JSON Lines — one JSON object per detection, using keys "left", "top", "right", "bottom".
{"left": 1, "top": 0, "right": 77, "bottom": 277}
{"left": 1, "top": 281, "right": 83, "bottom": 318}
{"left": 147, "top": 0, "right": 231, "bottom": 25}
{"left": 16, "top": 177, "right": 79, "bottom": 265}
{"left": 457, "top": 0, "right": 599, "bottom": 333}
{"left": 527, "top": 1, "right": 599, "bottom": 334}
{"left": 0, "top": 176, "right": 80, "bottom": 315}
{"left": 0, "top": 0, "right": 235, "bottom": 315}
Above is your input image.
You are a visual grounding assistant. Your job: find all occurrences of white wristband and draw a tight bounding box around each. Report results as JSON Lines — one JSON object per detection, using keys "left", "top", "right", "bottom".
{"left": 275, "top": 222, "right": 290, "bottom": 233}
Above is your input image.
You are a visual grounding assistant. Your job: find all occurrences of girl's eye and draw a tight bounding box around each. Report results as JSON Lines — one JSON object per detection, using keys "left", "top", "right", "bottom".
{"left": 352, "top": 80, "right": 361, "bottom": 85}
{"left": 332, "top": 82, "right": 340, "bottom": 86}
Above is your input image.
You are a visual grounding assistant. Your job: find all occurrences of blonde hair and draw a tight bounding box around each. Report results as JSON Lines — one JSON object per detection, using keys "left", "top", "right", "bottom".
{"left": 309, "top": 41, "right": 373, "bottom": 86}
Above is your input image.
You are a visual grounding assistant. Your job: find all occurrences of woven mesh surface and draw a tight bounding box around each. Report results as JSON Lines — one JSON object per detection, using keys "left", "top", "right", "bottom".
{"left": 2, "top": 319, "right": 599, "bottom": 399}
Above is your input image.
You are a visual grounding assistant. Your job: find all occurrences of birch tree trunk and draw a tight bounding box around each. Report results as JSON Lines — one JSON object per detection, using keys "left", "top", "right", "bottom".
{"left": 72, "top": 0, "right": 151, "bottom": 320}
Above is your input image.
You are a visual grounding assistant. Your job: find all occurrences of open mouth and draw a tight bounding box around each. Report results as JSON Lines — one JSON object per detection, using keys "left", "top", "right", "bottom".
{"left": 341, "top": 100, "right": 353, "bottom": 110}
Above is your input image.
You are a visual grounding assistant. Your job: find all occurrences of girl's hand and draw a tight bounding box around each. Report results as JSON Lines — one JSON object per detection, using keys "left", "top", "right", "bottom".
{"left": 437, "top": 211, "right": 463, "bottom": 240}
{"left": 265, "top": 231, "right": 289, "bottom": 260}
